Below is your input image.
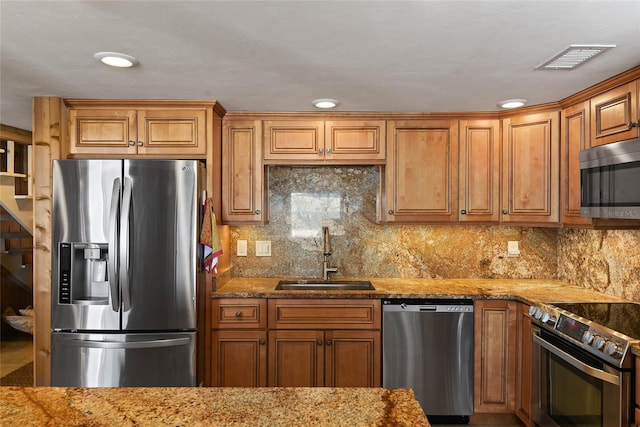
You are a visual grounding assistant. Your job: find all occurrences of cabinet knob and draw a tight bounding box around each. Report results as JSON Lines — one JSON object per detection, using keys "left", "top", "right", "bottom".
{"left": 388, "top": 210, "right": 394, "bottom": 215}
{"left": 259, "top": 339, "right": 265, "bottom": 345}
{"left": 325, "top": 339, "right": 332, "bottom": 345}
{"left": 318, "top": 148, "right": 324, "bottom": 155}
{"left": 316, "top": 339, "right": 323, "bottom": 346}
{"left": 326, "top": 148, "right": 332, "bottom": 155}
{"left": 630, "top": 120, "right": 639, "bottom": 128}
{"left": 235, "top": 311, "right": 241, "bottom": 318}
{"left": 128, "top": 140, "right": 135, "bottom": 146}
{"left": 460, "top": 209, "right": 467, "bottom": 215}
{"left": 502, "top": 210, "right": 508, "bottom": 215}
{"left": 254, "top": 209, "right": 261, "bottom": 215}
{"left": 137, "top": 141, "right": 143, "bottom": 147}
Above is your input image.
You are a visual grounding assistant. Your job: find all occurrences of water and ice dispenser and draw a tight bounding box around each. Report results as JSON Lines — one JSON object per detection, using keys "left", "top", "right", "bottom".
{"left": 58, "top": 242, "right": 109, "bottom": 305}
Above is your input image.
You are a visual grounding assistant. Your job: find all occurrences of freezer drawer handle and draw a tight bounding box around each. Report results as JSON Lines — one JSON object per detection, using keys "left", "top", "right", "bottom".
{"left": 65, "top": 337, "right": 191, "bottom": 349}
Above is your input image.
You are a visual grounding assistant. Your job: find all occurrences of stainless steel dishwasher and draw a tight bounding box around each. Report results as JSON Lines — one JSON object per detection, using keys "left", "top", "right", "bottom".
{"left": 382, "top": 299, "right": 474, "bottom": 424}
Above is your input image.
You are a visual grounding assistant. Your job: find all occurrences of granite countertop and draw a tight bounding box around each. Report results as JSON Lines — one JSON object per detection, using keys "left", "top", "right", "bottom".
{"left": 213, "top": 277, "right": 628, "bottom": 304}
{"left": 1, "top": 386, "right": 429, "bottom": 426}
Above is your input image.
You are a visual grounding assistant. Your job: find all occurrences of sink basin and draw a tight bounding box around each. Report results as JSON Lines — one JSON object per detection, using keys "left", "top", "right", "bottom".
{"left": 275, "top": 280, "right": 375, "bottom": 291}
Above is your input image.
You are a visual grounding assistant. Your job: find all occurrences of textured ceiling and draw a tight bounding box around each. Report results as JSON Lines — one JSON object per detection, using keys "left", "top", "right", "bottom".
{"left": 1, "top": 1, "right": 640, "bottom": 131}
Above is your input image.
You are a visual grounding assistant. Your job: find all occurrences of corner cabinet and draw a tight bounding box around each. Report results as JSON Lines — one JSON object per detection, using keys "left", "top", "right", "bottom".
{"left": 458, "top": 119, "right": 501, "bottom": 222}
{"left": 65, "top": 100, "right": 217, "bottom": 157}
{"left": 501, "top": 111, "right": 560, "bottom": 225}
{"left": 382, "top": 120, "right": 459, "bottom": 223}
{"left": 222, "top": 119, "right": 266, "bottom": 224}
{"left": 263, "top": 119, "right": 386, "bottom": 164}
{"left": 474, "top": 299, "right": 517, "bottom": 414}
{"left": 267, "top": 299, "right": 381, "bottom": 387}
{"left": 211, "top": 299, "right": 268, "bottom": 387}
{"left": 590, "top": 79, "right": 639, "bottom": 147}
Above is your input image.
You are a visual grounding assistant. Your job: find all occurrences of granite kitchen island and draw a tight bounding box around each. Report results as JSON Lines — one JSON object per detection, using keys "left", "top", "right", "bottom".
{"left": 1, "top": 386, "right": 429, "bottom": 426}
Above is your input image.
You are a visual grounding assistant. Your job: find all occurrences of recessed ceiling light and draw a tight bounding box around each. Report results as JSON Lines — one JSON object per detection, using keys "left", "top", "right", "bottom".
{"left": 535, "top": 44, "right": 616, "bottom": 70}
{"left": 498, "top": 99, "right": 528, "bottom": 109}
{"left": 94, "top": 52, "right": 138, "bottom": 68}
{"left": 312, "top": 99, "right": 338, "bottom": 109}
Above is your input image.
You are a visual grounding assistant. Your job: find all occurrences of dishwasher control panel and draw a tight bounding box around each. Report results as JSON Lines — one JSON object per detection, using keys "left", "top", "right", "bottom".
{"left": 382, "top": 299, "right": 474, "bottom": 312}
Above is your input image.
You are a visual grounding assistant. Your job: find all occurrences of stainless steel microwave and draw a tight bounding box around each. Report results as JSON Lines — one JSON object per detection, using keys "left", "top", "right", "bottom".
{"left": 580, "top": 137, "right": 640, "bottom": 219}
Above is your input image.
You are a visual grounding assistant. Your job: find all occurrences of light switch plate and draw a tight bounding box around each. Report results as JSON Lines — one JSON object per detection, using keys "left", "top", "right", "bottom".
{"left": 237, "top": 240, "right": 247, "bottom": 257}
{"left": 507, "top": 240, "right": 520, "bottom": 257}
{"left": 256, "top": 240, "right": 271, "bottom": 257}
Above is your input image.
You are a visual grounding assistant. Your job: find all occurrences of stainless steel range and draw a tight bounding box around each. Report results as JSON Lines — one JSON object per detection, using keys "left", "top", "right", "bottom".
{"left": 528, "top": 301, "right": 639, "bottom": 427}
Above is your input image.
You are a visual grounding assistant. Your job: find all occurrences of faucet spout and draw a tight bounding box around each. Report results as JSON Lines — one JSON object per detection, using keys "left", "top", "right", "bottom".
{"left": 322, "top": 226, "right": 331, "bottom": 255}
{"left": 321, "top": 227, "right": 338, "bottom": 280}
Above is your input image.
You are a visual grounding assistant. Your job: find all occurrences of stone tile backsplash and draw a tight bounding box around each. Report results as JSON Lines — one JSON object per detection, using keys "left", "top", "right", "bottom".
{"left": 229, "top": 166, "right": 559, "bottom": 280}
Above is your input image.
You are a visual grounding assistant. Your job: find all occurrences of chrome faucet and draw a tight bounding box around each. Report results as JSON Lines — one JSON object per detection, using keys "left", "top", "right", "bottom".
{"left": 322, "top": 226, "right": 338, "bottom": 280}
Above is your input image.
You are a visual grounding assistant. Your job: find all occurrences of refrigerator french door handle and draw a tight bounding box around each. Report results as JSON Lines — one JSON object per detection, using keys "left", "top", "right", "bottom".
{"left": 108, "top": 178, "right": 121, "bottom": 311}
{"left": 120, "top": 177, "right": 133, "bottom": 312}
{"left": 64, "top": 337, "right": 190, "bottom": 349}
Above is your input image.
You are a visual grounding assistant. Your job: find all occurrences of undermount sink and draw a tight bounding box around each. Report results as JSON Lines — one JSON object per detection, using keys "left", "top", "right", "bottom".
{"left": 275, "top": 280, "right": 375, "bottom": 291}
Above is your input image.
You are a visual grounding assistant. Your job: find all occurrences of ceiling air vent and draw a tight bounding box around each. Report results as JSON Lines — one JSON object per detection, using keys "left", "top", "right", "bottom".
{"left": 535, "top": 44, "right": 616, "bottom": 70}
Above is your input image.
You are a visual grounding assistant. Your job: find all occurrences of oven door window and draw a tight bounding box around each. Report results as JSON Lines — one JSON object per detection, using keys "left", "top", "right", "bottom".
{"left": 547, "top": 351, "right": 602, "bottom": 426}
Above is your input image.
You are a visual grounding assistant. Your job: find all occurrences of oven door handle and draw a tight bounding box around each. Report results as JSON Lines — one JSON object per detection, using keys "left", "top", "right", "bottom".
{"left": 533, "top": 334, "right": 619, "bottom": 386}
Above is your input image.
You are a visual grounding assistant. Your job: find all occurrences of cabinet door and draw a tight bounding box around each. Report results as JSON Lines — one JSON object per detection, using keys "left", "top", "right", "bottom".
{"left": 383, "top": 120, "right": 459, "bottom": 223}
{"left": 502, "top": 111, "right": 559, "bottom": 224}
{"left": 212, "top": 330, "right": 267, "bottom": 387}
{"left": 325, "top": 120, "right": 385, "bottom": 163}
{"left": 325, "top": 330, "right": 380, "bottom": 387}
{"left": 222, "top": 120, "right": 265, "bottom": 224}
{"left": 459, "top": 120, "right": 500, "bottom": 222}
{"left": 474, "top": 300, "right": 517, "bottom": 414}
{"left": 268, "top": 330, "right": 324, "bottom": 387}
{"left": 137, "top": 109, "right": 207, "bottom": 156}
{"left": 515, "top": 303, "right": 532, "bottom": 426}
{"left": 560, "top": 101, "right": 592, "bottom": 226}
{"left": 68, "top": 108, "right": 138, "bottom": 155}
{"left": 590, "top": 80, "right": 639, "bottom": 146}
{"left": 263, "top": 120, "right": 325, "bottom": 162}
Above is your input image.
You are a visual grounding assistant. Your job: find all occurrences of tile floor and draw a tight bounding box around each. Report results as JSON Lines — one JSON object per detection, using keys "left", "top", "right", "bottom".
{"left": 0, "top": 335, "right": 33, "bottom": 377}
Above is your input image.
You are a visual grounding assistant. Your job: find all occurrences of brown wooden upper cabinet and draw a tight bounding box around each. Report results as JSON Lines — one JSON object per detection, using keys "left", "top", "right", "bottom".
{"left": 381, "top": 120, "right": 459, "bottom": 223}
{"left": 222, "top": 120, "right": 265, "bottom": 224}
{"left": 501, "top": 111, "right": 560, "bottom": 225}
{"left": 66, "top": 100, "right": 212, "bottom": 157}
{"left": 459, "top": 120, "right": 501, "bottom": 223}
{"left": 263, "top": 119, "right": 386, "bottom": 164}
{"left": 590, "top": 79, "right": 639, "bottom": 146}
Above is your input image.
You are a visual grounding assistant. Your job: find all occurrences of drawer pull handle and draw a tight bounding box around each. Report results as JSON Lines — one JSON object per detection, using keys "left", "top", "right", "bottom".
{"left": 235, "top": 311, "right": 241, "bottom": 318}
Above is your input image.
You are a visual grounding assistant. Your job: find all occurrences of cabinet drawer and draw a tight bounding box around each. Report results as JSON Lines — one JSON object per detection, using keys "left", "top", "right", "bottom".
{"left": 268, "top": 299, "right": 380, "bottom": 329}
{"left": 213, "top": 299, "right": 267, "bottom": 329}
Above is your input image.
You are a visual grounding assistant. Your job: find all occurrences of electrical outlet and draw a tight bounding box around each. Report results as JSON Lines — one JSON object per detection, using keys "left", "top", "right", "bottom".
{"left": 256, "top": 240, "right": 271, "bottom": 257}
{"left": 237, "top": 240, "right": 247, "bottom": 257}
{"left": 507, "top": 240, "right": 520, "bottom": 257}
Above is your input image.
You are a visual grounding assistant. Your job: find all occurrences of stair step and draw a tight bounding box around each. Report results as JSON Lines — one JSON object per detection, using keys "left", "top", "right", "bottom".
{"left": 0, "top": 232, "right": 32, "bottom": 238}
{"left": 3, "top": 248, "right": 32, "bottom": 254}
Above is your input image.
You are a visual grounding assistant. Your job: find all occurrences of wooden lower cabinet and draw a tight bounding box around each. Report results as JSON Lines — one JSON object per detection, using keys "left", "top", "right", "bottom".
{"left": 515, "top": 303, "right": 532, "bottom": 426}
{"left": 474, "top": 299, "right": 517, "bottom": 414}
{"left": 212, "top": 298, "right": 380, "bottom": 388}
{"left": 212, "top": 330, "right": 267, "bottom": 387}
{"left": 636, "top": 357, "right": 640, "bottom": 425}
{"left": 268, "top": 329, "right": 380, "bottom": 387}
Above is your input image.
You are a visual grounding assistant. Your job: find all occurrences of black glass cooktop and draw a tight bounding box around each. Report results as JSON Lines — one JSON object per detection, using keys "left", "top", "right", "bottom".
{"left": 551, "top": 302, "right": 640, "bottom": 341}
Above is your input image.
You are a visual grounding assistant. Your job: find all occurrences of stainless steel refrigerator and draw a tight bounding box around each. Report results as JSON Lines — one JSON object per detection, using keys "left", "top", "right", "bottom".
{"left": 51, "top": 159, "right": 204, "bottom": 387}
